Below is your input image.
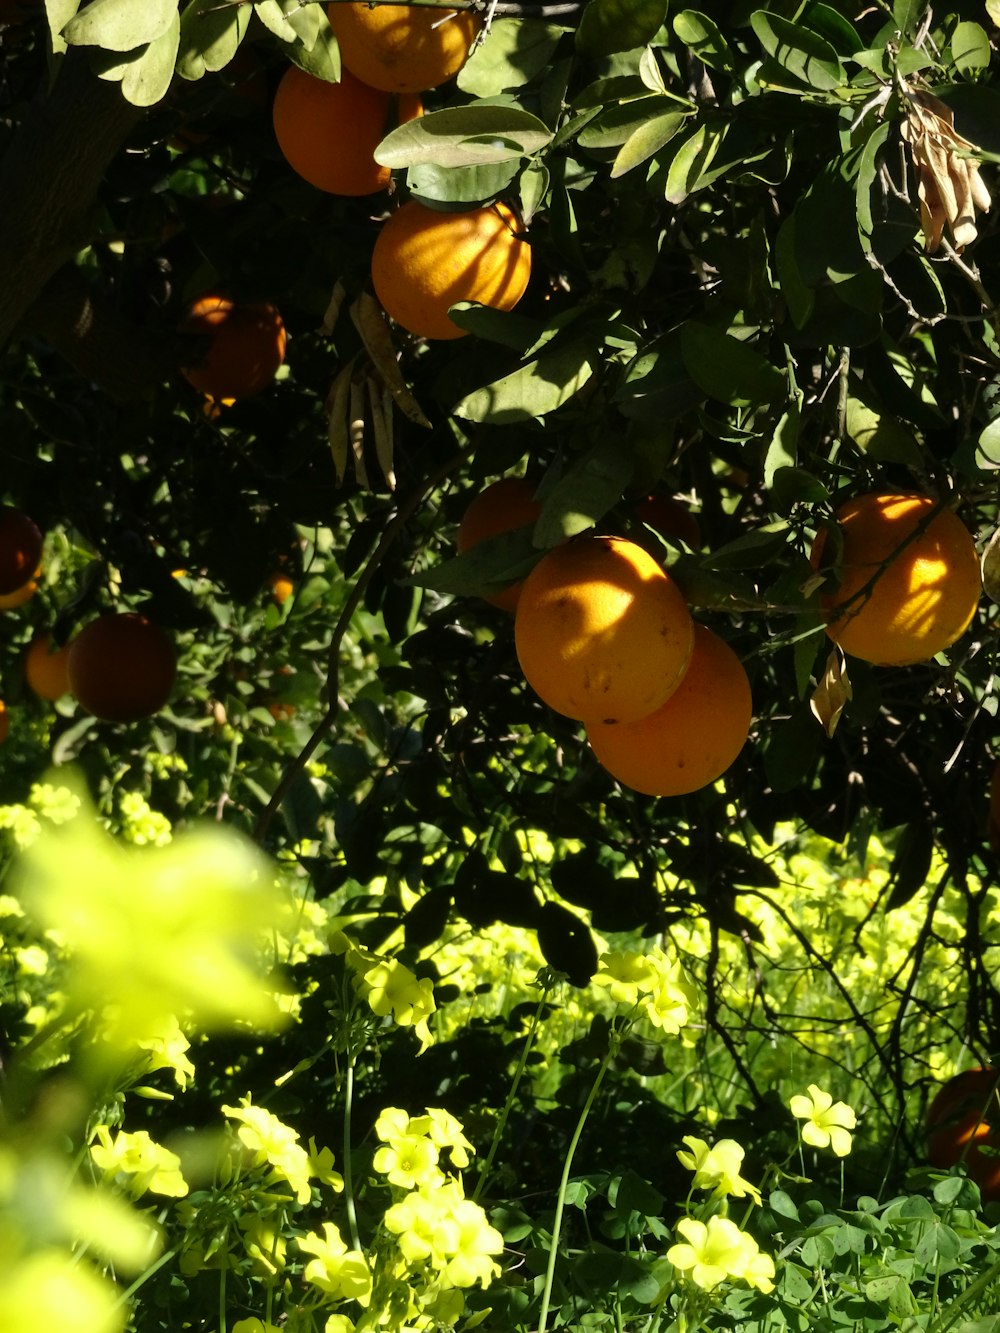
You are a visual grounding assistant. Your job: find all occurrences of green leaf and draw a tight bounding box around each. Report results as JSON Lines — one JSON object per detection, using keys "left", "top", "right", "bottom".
{"left": 534, "top": 439, "right": 634, "bottom": 546}
{"left": 800, "top": 1, "right": 860, "bottom": 54}
{"left": 855, "top": 120, "right": 892, "bottom": 249}
{"left": 457, "top": 19, "right": 565, "bottom": 96}
{"left": 611, "top": 110, "right": 687, "bottom": 177}
{"left": 579, "top": 96, "right": 678, "bottom": 151}
{"left": 405, "top": 527, "right": 539, "bottom": 596}
{"left": 672, "top": 10, "right": 732, "bottom": 70}
{"left": 62, "top": 0, "right": 177, "bottom": 51}
{"left": 407, "top": 160, "right": 520, "bottom": 205}
{"left": 576, "top": 0, "right": 668, "bottom": 57}
{"left": 979, "top": 418, "right": 1000, "bottom": 470}
{"left": 664, "top": 121, "right": 727, "bottom": 204}
{"left": 774, "top": 216, "right": 814, "bottom": 328}
{"left": 177, "top": 0, "right": 250, "bottom": 81}
{"left": 681, "top": 322, "right": 785, "bottom": 406}
{"left": 376, "top": 107, "right": 552, "bottom": 169}
{"left": 893, "top": 0, "right": 922, "bottom": 35}
{"left": 845, "top": 398, "right": 924, "bottom": 468}
{"left": 764, "top": 402, "right": 799, "bottom": 491}
{"left": 952, "top": 20, "right": 991, "bottom": 75}
{"left": 254, "top": 0, "right": 321, "bottom": 47}
{"left": 700, "top": 522, "right": 791, "bottom": 570}
{"left": 120, "top": 10, "right": 180, "bottom": 106}
{"left": 452, "top": 342, "right": 596, "bottom": 424}
{"left": 285, "top": 21, "right": 340, "bottom": 80}
{"left": 749, "top": 11, "right": 845, "bottom": 91}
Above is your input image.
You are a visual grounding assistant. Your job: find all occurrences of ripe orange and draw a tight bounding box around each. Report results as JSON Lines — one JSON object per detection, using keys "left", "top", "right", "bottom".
{"left": 0, "top": 701, "right": 8, "bottom": 744}
{"left": 813, "top": 493, "right": 981, "bottom": 666}
{"left": 514, "top": 536, "right": 693, "bottom": 724}
{"left": 67, "top": 614, "right": 177, "bottom": 723}
{"left": 927, "top": 1068, "right": 1000, "bottom": 1201}
{"left": 0, "top": 507, "right": 43, "bottom": 595}
{"left": 0, "top": 566, "right": 40, "bottom": 609}
{"left": 371, "top": 200, "right": 531, "bottom": 341}
{"left": 326, "top": 1, "right": 481, "bottom": 93}
{"left": 457, "top": 477, "right": 542, "bottom": 613}
{"left": 636, "top": 494, "right": 701, "bottom": 549}
{"left": 180, "top": 293, "right": 286, "bottom": 401}
{"left": 272, "top": 65, "right": 421, "bottom": 196}
{"left": 24, "top": 633, "right": 73, "bottom": 701}
{"left": 268, "top": 572, "right": 294, "bottom": 605}
{"left": 587, "top": 623, "right": 751, "bottom": 797}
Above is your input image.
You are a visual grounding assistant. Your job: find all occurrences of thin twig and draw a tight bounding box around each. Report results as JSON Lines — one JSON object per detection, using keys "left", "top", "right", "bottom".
{"left": 253, "top": 450, "right": 464, "bottom": 846}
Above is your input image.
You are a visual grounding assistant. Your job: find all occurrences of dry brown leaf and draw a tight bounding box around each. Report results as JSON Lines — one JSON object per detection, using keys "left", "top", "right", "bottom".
{"left": 351, "top": 293, "right": 432, "bottom": 429}
{"left": 810, "top": 645, "right": 853, "bottom": 738}
{"left": 326, "top": 355, "right": 357, "bottom": 486}
{"left": 902, "top": 91, "right": 991, "bottom": 254}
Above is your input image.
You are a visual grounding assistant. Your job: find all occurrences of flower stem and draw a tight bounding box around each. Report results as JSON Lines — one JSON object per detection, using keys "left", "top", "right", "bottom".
{"left": 536, "top": 1025, "right": 619, "bottom": 1333}
{"left": 343, "top": 1054, "right": 362, "bottom": 1252}
{"left": 473, "top": 979, "right": 552, "bottom": 1205}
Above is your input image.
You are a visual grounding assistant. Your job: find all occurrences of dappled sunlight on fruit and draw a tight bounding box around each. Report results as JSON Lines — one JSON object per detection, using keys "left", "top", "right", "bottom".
{"left": 587, "top": 623, "right": 752, "bottom": 797}
{"left": 326, "top": 1, "right": 482, "bottom": 93}
{"left": 372, "top": 201, "right": 531, "bottom": 341}
{"left": 515, "top": 536, "right": 693, "bottom": 724}
{"left": 814, "top": 493, "right": 980, "bottom": 666}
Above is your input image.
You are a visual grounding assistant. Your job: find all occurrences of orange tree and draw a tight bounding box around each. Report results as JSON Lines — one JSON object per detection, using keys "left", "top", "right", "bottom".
{"left": 2, "top": 0, "right": 1000, "bottom": 1192}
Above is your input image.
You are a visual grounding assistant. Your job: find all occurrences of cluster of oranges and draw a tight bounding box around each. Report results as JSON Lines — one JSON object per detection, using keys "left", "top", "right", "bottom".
{"left": 0, "top": 506, "right": 177, "bottom": 734}
{"left": 457, "top": 481, "right": 984, "bottom": 800}
{"left": 458, "top": 480, "right": 753, "bottom": 798}
{"left": 178, "top": 2, "right": 530, "bottom": 402}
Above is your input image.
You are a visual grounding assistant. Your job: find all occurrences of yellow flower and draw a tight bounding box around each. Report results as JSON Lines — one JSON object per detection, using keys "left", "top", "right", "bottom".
{"left": 666, "top": 1216, "right": 748, "bottom": 1290}
{"left": 298, "top": 1223, "right": 372, "bottom": 1302}
{"left": 15, "top": 797, "right": 289, "bottom": 1049}
{"left": 222, "top": 1097, "right": 312, "bottom": 1204}
{"left": 425, "top": 1107, "right": 475, "bottom": 1168}
{"left": 789, "top": 1085, "right": 857, "bottom": 1157}
{"left": 730, "top": 1232, "right": 776, "bottom": 1293}
{"left": 592, "top": 950, "right": 660, "bottom": 1005}
{"left": 0, "top": 1248, "right": 123, "bottom": 1333}
{"left": 90, "top": 1127, "right": 188, "bottom": 1198}
{"left": 373, "top": 1133, "right": 441, "bottom": 1190}
{"left": 676, "top": 1136, "right": 762, "bottom": 1204}
{"left": 360, "top": 958, "right": 436, "bottom": 1050}
{"left": 135, "top": 1014, "right": 196, "bottom": 1089}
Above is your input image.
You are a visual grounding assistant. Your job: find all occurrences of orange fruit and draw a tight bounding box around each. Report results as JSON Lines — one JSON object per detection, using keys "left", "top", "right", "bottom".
{"left": 326, "top": 1, "right": 481, "bottom": 93}
{"left": 636, "top": 494, "right": 701, "bottom": 549}
{"left": 0, "top": 507, "right": 43, "bottom": 595}
{"left": 268, "top": 572, "right": 294, "bottom": 605}
{"left": 587, "top": 624, "right": 751, "bottom": 797}
{"left": 372, "top": 200, "right": 531, "bottom": 341}
{"left": 927, "top": 1068, "right": 1000, "bottom": 1201}
{"left": 0, "top": 701, "right": 8, "bottom": 744}
{"left": 813, "top": 493, "right": 981, "bottom": 666}
{"left": 180, "top": 293, "right": 286, "bottom": 401}
{"left": 272, "top": 65, "right": 421, "bottom": 196}
{"left": 514, "top": 535, "right": 693, "bottom": 724}
{"left": 0, "top": 565, "right": 40, "bottom": 609}
{"left": 24, "top": 633, "right": 73, "bottom": 701}
{"left": 457, "top": 477, "right": 542, "bottom": 612}
{"left": 67, "top": 614, "right": 177, "bottom": 723}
